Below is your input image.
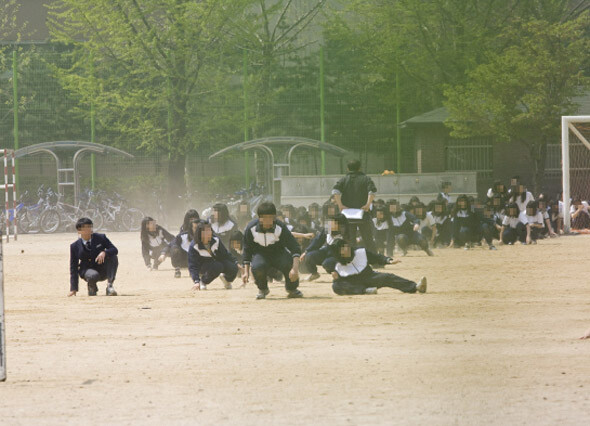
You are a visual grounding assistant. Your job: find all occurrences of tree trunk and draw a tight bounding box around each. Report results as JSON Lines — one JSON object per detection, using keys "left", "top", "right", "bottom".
{"left": 531, "top": 140, "right": 548, "bottom": 195}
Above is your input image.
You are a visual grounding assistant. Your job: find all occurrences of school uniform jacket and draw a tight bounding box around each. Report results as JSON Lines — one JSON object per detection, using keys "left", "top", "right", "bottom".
{"left": 70, "top": 233, "right": 118, "bottom": 291}
{"left": 389, "top": 211, "right": 419, "bottom": 236}
{"left": 325, "top": 248, "right": 390, "bottom": 280}
{"left": 305, "top": 229, "right": 342, "bottom": 253}
{"left": 188, "top": 236, "right": 236, "bottom": 283}
{"left": 169, "top": 231, "right": 192, "bottom": 253}
{"left": 141, "top": 226, "right": 175, "bottom": 266}
{"left": 242, "top": 219, "right": 301, "bottom": 265}
{"left": 211, "top": 220, "right": 238, "bottom": 247}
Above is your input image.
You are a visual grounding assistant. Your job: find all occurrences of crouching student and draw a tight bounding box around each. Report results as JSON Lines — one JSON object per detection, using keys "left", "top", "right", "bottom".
{"left": 387, "top": 199, "right": 434, "bottom": 256}
{"left": 500, "top": 203, "right": 528, "bottom": 245}
{"left": 188, "top": 221, "right": 240, "bottom": 290}
{"left": 140, "top": 216, "right": 175, "bottom": 270}
{"left": 69, "top": 217, "right": 118, "bottom": 297}
{"left": 169, "top": 210, "right": 200, "bottom": 278}
{"left": 242, "top": 202, "right": 302, "bottom": 300}
{"left": 524, "top": 201, "right": 544, "bottom": 244}
{"left": 326, "top": 239, "right": 427, "bottom": 296}
{"left": 301, "top": 213, "right": 349, "bottom": 281}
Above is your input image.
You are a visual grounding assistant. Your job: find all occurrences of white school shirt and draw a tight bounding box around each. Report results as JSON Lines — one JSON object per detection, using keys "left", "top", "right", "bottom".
{"left": 558, "top": 201, "right": 565, "bottom": 218}
{"left": 525, "top": 212, "right": 543, "bottom": 225}
{"left": 502, "top": 216, "right": 521, "bottom": 229}
{"left": 148, "top": 230, "right": 165, "bottom": 248}
{"left": 419, "top": 212, "right": 435, "bottom": 229}
{"left": 372, "top": 217, "right": 389, "bottom": 230}
{"left": 513, "top": 192, "right": 535, "bottom": 222}
{"left": 569, "top": 200, "right": 590, "bottom": 216}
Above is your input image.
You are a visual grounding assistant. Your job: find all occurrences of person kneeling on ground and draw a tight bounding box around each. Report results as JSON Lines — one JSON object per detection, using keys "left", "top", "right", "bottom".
{"left": 188, "top": 220, "right": 240, "bottom": 291}
{"left": 69, "top": 217, "right": 118, "bottom": 297}
{"left": 242, "top": 201, "right": 302, "bottom": 300}
{"left": 326, "top": 239, "right": 427, "bottom": 296}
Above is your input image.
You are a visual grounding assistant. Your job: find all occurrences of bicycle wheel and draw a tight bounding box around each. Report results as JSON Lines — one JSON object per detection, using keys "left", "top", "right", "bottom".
{"left": 40, "top": 209, "right": 61, "bottom": 233}
{"left": 17, "top": 210, "right": 31, "bottom": 234}
{"left": 121, "top": 208, "right": 144, "bottom": 231}
{"left": 84, "top": 208, "right": 104, "bottom": 231}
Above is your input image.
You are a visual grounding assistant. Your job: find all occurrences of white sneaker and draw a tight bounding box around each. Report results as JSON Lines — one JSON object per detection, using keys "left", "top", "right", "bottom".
{"left": 200, "top": 283, "right": 208, "bottom": 290}
{"left": 416, "top": 277, "right": 427, "bottom": 293}
{"left": 219, "top": 274, "right": 232, "bottom": 289}
{"left": 365, "top": 287, "right": 378, "bottom": 295}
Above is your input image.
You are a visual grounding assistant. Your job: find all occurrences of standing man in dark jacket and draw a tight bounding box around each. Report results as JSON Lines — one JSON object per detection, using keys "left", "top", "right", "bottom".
{"left": 69, "top": 217, "right": 118, "bottom": 297}
{"left": 332, "top": 159, "right": 377, "bottom": 251}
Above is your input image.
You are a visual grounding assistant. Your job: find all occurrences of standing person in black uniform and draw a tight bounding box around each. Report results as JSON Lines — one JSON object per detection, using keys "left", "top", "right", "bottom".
{"left": 332, "top": 159, "right": 377, "bottom": 252}
{"left": 242, "top": 202, "right": 302, "bottom": 300}
{"left": 69, "top": 217, "right": 118, "bottom": 297}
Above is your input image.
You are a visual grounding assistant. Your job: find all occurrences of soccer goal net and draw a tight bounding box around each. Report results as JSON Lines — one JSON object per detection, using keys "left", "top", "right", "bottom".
{"left": 562, "top": 116, "right": 590, "bottom": 233}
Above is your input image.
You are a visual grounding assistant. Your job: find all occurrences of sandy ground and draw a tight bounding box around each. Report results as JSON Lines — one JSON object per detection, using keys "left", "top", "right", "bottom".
{"left": 0, "top": 231, "right": 589, "bottom": 425}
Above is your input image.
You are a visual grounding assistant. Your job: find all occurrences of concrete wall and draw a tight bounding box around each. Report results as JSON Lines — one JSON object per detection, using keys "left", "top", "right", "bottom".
{"left": 280, "top": 172, "right": 477, "bottom": 207}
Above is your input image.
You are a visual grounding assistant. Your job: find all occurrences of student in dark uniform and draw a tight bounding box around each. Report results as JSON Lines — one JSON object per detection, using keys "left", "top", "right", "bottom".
{"left": 242, "top": 202, "right": 302, "bottom": 300}
{"left": 500, "top": 203, "right": 527, "bottom": 245}
{"left": 332, "top": 159, "right": 377, "bottom": 252}
{"left": 69, "top": 217, "right": 118, "bottom": 297}
{"left": 451, "top": 195, "right": 479, "bottom": 249}
{"left": 386, "top": 199, "right": 433, "bottom": 256}
{"left": 188, "top": 221, "right": 240, "bottom": 291}
{"left": 210, "top": 203, "right": 238, "bottom": 248}
{"left": 326, "top": 239, "right": 427, "bottom": 296}
{"left": 236, "top": 201, "right": 253, "bottom": 231}
{"left": 140, "top": 216, "right": 175, "bottom": 270}
{"left": 372, "top": 204, "right": 390, "bottom": 255}
{"left": 301, "top": 213, "right": 350, "bottom": 281}
{"left": 169, "top": 211, "right": 199, "bottom": 278}
{"left": 479, "top": 202, "right": 501, "bottom": 250}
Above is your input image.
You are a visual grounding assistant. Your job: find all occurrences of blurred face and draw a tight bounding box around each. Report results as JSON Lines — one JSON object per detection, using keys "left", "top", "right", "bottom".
{"left": 191, "top": 221, "right": 199, "bottom": 234}
{"left": 147, "top": 220, "right": 157, "bottom": 233}
{"left": 310, "top": 208, "right": 319, "bottom": 219}
{"left": 539, "top": 201, "right": 546, "bottom": 210}
{"left": 78, "top": 224, "right": 93, "bottom": 239}
{"left": 443, "top": 184, "right": 451, "bottom": 193}
{"left": 508, "top": 207, "right": 518, "bottom": 217}
{"left": 389, "top": 204, "right": 399, "bottom": 214}
{"left": 340, "top": 245, "right": 352, "bottom": 259}
{"left": 376, "top": 211, "right": 384, "bottom": 220}
{"left": 231, "top": 240, "right": 242, "bottom": 252}
{"left": 240, "top": 204, "right": 248, "bottom": 213}
{"left": 260, "top": 214, "right": 275, "bottom": 230}
{"left": 212, "top": 210, "right": 219, "bottom": 222}
{"left": 496, "top": 184, "right": 505, "bottom": 193}
{"left": 511, "top": 178, "right": 519, "bottom": 187}
{"left": 458, "top": 200, "right": 467, "bottom": 209}
{"left": 517, "top": 184, "right": 525, "bottom": 194}
{"left": 283, "top": 209, "right": 291, "bottom": 218}
{"left": 526, "top": 207, "right": 535, "bottom": 216}
{"left": 201, "top": 226, "right": 213, "bottom": 245}
{"left": 483, "top": 208, "right": 493, "bottom": 218}
{"left": 328, "top": 219, "right": 339, "bottom": 233}
{"left": 434, "top": 204, "right": 443, "bottom": 214}
{"left": 551, "top": 203, "right": 558, "bottom": 212}
{"left": 415, "top": 207, "right": 424, "bottom": 217}
{"left": 493, "top": 197, "right": 501, "bottom": 207}
{"left": 328, "top": 206, "right": 336, "bottom": 216}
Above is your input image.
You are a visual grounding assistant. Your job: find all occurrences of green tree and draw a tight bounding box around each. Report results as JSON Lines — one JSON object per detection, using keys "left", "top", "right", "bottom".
{"left": 444, "top": 13, "right": 590, "bottom": 193}
{"left": 48, "top": 0, "right": 249, "bottom": 199}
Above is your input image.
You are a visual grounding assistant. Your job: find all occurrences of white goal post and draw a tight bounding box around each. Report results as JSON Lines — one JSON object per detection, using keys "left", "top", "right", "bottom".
{"left": 562, "top": 116, "right": 590, "bottom": 233}
{"left": 0, "top": 231, "right": 5, "bottom": 381}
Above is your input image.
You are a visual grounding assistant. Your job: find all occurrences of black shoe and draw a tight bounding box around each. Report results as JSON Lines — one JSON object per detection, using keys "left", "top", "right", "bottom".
{"left": 174, "top": 268, "right": 181, "bottom": 278}
{"left": 256, "top": 289, "right": 270, "bottom": 300}
{"left": 87, "top": 283, "right": 98, "bottom": 296}
{"left": 287, "top": 289, "right": 303, "bottom": 298}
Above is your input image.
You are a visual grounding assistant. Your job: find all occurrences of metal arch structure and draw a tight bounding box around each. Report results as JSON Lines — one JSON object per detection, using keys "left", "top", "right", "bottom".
{"left": 1, "top": 141, "right": 134, "bottom": 202}
{"left": 209, "top": 137, "right": 349, "bottom": 202}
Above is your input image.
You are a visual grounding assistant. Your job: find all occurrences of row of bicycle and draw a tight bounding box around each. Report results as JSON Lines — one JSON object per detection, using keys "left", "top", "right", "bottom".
{"left": 1, "top": 186, "right": 144, "bottom": 234}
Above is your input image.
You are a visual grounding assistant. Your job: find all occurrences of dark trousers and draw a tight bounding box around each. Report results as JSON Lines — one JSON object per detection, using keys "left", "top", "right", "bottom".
{"left": 251, "top": 250, "right": 299, "bottom": 292}
{"left": 481, "top": 223, "right": 499, "bottom": 245}
{"left": 303, "top": 246, "right": 334, "bottom": 275}
{"left": 332, "top": 270, "right": 417, "bottom": 295}
{"left": 170, "top": 247, "right": 188, "bottom": 268}
{"left": 83, "top": 255, "right": 118, "bottom": 286}
{"left": 452, "top": 224, "right": 478, "bottom": 247}
{"left": 501, "top": 223, "right": 527, "bottom": 244}
{"left": 392, "top": 231, "right": 429, "bottom": 252}
{"left": 200, "top": 260, "right": 239, "bottom": 285}
{"left": 349, "top": 217, "right": 376, "bottom": 252}
{"left": 434, "top": 219, "right": 452, "bottom": 246}
{"left": 374, "top": 229, "right": 388, "bottom": 255}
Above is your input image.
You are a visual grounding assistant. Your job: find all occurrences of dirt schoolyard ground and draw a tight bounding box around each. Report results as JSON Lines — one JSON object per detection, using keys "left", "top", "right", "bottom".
{"left": 0, "top": 231, "right": 589, "bottom": 425}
